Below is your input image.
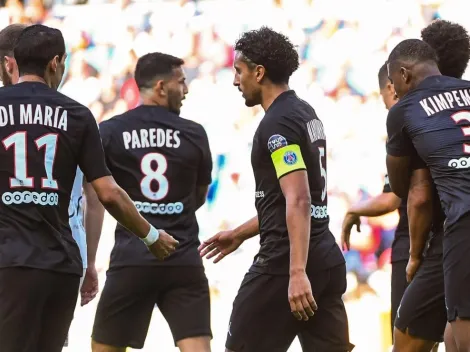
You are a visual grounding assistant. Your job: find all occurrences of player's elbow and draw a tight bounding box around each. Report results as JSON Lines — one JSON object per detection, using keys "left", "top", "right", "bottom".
{"left": 91, "top": 176, "right": 123, "bottom": 208}
{"left": 408, "top": 187, "right": 432, "bottom": 211}
{"left": 286, "top": 193, "right": 311, "bottom": 210}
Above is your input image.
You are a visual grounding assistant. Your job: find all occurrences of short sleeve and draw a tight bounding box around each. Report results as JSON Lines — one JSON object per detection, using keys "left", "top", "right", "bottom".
{"left": 386, "top": 104, "right": 414, "bottom": 157}
{"left": 78, "top": 110, "right": 111, "bottom": 182}
{"left": 382, "top": 174, "right": 392, "bottom": 193}
{"left": 263, "top": 115, "right": 307, "bottom": 179}
{"left": 197, "top": 125, "right": 213, "bottom": 186}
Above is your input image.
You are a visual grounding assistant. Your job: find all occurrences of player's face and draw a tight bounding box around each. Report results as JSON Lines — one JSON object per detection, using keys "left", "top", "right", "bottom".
{"left": 387, "top": 62, "right": 411, "bottom": 99}
{"left": 165, "top": 67, "right": 188, "bottom": 115}
{"left": 233, "top": 52, "right": 261, "bottom": 107}
{"left": 0, "top": 56, "right": 19, "bottom": 86}
{"left": 380, "top": 81, "right": 398, "bottom": 110}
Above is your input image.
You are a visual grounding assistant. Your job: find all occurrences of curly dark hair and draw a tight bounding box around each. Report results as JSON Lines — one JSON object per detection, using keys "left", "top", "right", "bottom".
{"left": 234, "top": 26, "right": 299, "bottom": 84}
{"left": 421, "top": 20, "right": 470, "bottom": 79}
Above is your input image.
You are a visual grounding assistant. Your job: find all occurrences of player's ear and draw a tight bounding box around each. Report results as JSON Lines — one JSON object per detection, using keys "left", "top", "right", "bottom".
{"left": 154, "top": 79, "right": 166, "bottom": 97}
{"left": 400, "top": 67, "right": 411, "bottom": 84}
{"left": 4, "top": 56, "right": 12, "bottom": 75}
{"left": 255, "top": 65, "right": 265, "bottom": 83}
{"left": 50, "top": 55, "right": 60, "bottom": 73}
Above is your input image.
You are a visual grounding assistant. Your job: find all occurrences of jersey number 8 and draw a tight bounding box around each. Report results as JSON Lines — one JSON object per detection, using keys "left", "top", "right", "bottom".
{"left": 140, "top": 152, "right": 169, "bottom": 201}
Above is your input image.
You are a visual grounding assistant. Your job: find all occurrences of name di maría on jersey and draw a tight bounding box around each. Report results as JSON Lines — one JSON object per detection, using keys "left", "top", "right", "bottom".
{"left": 123, "top": 128, "right": 181, "bottom": 150}
{"left": 0, "top": 104, "right": 67, "bottom": 206}
{"left": 0, "top": 104, "right": 68, "bottom": 130}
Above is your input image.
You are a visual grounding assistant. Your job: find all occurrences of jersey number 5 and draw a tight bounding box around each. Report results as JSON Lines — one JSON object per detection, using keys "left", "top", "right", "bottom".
{"left": 140, "top": 153, "right": 169, "bottom": 201}
{"left": 318, "top": 147, "right": 327, "bottom": 201}
{"left": 2, "top": 132, "right": 58, "bottom": 189}
{"left": 451, "top": 111, "right": 470, "bottom": 154}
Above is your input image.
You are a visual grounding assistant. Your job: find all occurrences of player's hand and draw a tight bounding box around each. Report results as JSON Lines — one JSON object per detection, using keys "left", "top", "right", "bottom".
{"left": 198, "top": 230, "right": 244, "bottom": 263}
{"left": 148, "top": 230, "right": 179, "bottom": 261}
{"left": 341, "top": 213, "right": 361, "bottom": 251}
{"left": 80, "top": 265, "right": 99, "bottom": 306}
{"left": 406, "top": 255, "right": 422, "bottom": 283}
{"left": 288, "top": 271, "right": 317, "bottom": 321}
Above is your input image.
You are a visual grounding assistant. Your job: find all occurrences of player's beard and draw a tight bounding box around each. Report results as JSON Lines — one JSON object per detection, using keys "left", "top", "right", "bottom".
{"left": 168, "top": 89, "right": 182, "bottom": 115}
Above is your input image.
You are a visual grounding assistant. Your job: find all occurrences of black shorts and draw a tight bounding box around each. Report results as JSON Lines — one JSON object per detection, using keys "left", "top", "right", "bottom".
{"left": 92, "top": 266, "right": 212, "bottom": 348}
{"left": 226, "top": 264, "right": 354, "bottom": 352}
{"left": 391, "top": 260, "right": 408, "bottom": 333}
{"left": 395, "top": 252, "right": 446, "bottom": 342}
{"left": 0, "top": 267, "right": 80, "bottom": 352}
{"left": 443, "top": 214, "right": 470, "bottom": 322}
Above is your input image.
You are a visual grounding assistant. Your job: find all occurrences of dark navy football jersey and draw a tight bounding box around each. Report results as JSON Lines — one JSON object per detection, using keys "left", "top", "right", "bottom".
{"left": 387, "top": 75, "right": 470, "bottom": 229}
{"left": 0, "top": 82, "right": 110, "bottom": 275}
{"left": 99, "top": 105, "right": 212, "bottom": 268}
{"left": 382, "top": 175, "right": 409, "bottom": 262}
{"left": 249, "top": 90, "right": 344, "bottom": 275}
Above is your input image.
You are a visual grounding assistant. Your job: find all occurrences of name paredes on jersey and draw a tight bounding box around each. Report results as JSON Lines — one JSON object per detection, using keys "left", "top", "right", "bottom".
{"left": 0, "top": 104, "right": 68, "bottom": 130}
{"left": 419, "top": 89, "right": 470, "bottom": 117}
{"left": 123, "top": 128, "right": 181, "bottom": 150}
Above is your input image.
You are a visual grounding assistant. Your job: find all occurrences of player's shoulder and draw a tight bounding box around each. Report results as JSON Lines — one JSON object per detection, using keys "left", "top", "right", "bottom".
{"left": 177, "top": 115, "right": 207, "bottom": 135}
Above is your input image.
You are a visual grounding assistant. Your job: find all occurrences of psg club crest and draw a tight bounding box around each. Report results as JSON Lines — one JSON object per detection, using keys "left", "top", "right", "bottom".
{"left": 283, "top": 151, "right": 297, "bottom": 165}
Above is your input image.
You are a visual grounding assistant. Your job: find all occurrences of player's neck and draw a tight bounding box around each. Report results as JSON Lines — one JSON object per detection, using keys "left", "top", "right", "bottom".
{"left": 411, "top": 64, "right": 441, "bottom": 91}
{"left": 141, "top": 95, "right": 169, "bottom": 110}
{"left": 17, "top": 75, "right": 47, "bottom": 85}
{"left": 260, "top": 84, "right": 290, "bottom": 111}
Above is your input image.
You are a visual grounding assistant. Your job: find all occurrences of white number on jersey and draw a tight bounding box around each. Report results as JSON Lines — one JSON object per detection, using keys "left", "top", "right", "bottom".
{"left": 2, "top": 132, "right": 59, "bottom": 189}
{"left": 140, "top": 152, "right": 169, "bottom": 201}
{"left": 318, "top": 147, "right": 327, "bottom": 201}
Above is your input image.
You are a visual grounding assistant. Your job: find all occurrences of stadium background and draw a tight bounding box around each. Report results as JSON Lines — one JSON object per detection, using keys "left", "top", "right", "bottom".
{"left": 1, "top": 0, "right": 467, "bottom": 351}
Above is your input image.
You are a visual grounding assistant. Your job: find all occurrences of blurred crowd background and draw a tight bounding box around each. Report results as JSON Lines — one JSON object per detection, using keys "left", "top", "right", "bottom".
{"left": 1, "top": 0, "right": 468, "bottom": 351}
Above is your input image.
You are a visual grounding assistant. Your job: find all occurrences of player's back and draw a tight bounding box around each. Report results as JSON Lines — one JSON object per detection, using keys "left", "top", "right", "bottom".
{"left": 391, "top": 75, "right": 470, "bottom": 228}
{"left": 100, "top": 105, "right": 212, "bottom": 268}
{"left": 250, "top": 90, "right": 344, "bottom": 275}
{"left": 0, "top": 82, "right": 103, "bottom": 275}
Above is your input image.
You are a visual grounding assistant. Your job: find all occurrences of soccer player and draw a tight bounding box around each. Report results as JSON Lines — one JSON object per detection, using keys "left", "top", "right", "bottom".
{"left": 391, "top": 20, "right": 470, "bottom": 352}
{"left": 386, "top": 38, "right": 470, "bottom": 351}
{"left": 0, "top": 23, "right": 104, "bottom": 348}
{"left": 341, "top": 63, "right": 404, "bottom": 333}
{"left": 0, "top": 20, "right": 105, "bottom": 297}
{"left": 199, "top": 27, "right": 354, "bottom": 352}
{"left": 91, "top": 52, "right": 213, "bottom": 352}
{"left": 0, "top": 25, "right": 178, "bottom": 352}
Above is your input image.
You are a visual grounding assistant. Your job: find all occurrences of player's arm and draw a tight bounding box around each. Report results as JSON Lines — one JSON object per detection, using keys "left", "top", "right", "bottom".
{"left": 199, "top": 215, "right": 259, "bottom": 263}
{"left": 406, "top": 165, "right": 433, "bottom": 282}
{"left": 79, "top": 113, "right": 179, "bottom": 260}
{"left": 342, "top": 186, "right": 401, "bottom": 250}
{"left": 80, "top": 180, "right": 104, "bottom": 306}
{"left": 347, "top": 192, "right": 401, "bottom": 217}
{"left": 268, "top": 118, "right": 316, "bottom": 321}
{"left": 195, "top": 125, "right": 213, "bottom": 210}
{"left": 82, "top": 180, "right": 104, "bottom": 268}
{"left": 385, "top": 104, "right": 415, "bottom": 198}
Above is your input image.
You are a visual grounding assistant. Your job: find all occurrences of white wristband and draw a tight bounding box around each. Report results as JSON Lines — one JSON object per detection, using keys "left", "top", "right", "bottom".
{"left": 141, "top": 226, "right": 160, "bottom": 246}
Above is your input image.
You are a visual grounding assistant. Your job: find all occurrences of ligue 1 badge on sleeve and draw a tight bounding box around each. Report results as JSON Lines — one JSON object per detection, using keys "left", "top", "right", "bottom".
{"left": 283, "top": 150, "right": 297, "bottom": 165}
{"left": 267, "top": 134, "right": 287, "bottom": 153}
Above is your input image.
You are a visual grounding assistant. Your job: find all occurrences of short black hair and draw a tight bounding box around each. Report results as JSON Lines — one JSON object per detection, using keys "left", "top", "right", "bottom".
{"left": 388, "top": 39, "right": 438, "bottom": 71}
{"left": 0, "top": 24, "right": 27, "bottom": 58}
{"left": 134, "top": 52, "right": 184, "bottom": 90}
{"left": 378, "top": 62, "right": 389, "bottom": 90}
{"left": 14, "top": 24, "right": 66, "bottom": 77}
{"left": 421, "top": 20, "right": 470, "bottom": 78}
{"left": 234, "top": 26, "right": 299, "bottom": 84}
